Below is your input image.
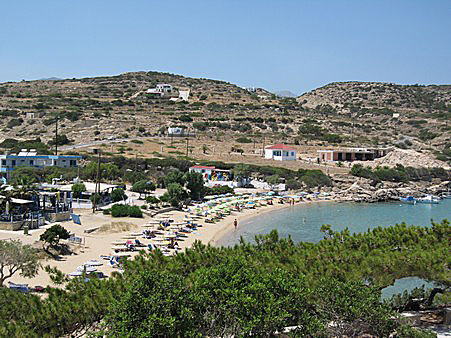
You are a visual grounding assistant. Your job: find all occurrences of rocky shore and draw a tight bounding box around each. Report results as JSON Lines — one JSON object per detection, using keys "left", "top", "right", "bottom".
{"left": 321, "top": 175, "right": 450, "bottom": 203}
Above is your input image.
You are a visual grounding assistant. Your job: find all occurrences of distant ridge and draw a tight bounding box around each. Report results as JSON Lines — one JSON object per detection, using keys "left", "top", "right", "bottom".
{"left": 38, "top": 77, "right": 62, "bottom": 81}
{"left": 275, "top": 90, "right": 297, "bottom": 98}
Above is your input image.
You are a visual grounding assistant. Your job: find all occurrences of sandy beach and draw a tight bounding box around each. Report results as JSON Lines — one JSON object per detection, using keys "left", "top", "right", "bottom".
{"left": 0, "top": 196, "right": 324, "bottom": 288}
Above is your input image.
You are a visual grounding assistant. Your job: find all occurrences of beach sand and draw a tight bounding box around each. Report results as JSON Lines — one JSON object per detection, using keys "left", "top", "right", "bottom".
{"left": 0, "top": 198, "right": 322, "bottom": 288}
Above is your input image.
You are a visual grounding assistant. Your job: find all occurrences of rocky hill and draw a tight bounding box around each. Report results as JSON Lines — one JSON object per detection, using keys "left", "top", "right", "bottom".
{"left": 298, "top": 81, "right": 450, "bottom": 116}
{"left": 0, "top": 74, "right": 449, "bottom": 166}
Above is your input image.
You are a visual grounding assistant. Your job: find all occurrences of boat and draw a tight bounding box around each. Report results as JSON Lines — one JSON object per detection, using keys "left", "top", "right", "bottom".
{"left": 399, "top": 196, "right": 416, "bottom": 205}
{"left": 417, "top": 195, "right": 440, "bottom": 204}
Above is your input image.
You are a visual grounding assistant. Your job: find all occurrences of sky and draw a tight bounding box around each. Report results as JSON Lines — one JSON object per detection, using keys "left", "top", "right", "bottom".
{"left": 1, "top": 1, "right": 450, "bottom": 94}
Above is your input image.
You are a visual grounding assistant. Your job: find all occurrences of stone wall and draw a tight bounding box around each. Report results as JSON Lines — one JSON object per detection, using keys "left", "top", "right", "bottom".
{"left": 45, "top": 211, "right": 71, "bottom": 223}
{"left": 0, "top": 220, "right": 24, "bottom": 231}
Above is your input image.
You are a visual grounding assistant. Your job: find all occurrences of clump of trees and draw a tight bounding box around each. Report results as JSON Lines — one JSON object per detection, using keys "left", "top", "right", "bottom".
{"left": 204, "top": 185, "right": 234, "bottom": 196}
{"left": 111, "top": 188, "right": 127, "bottom": 202}
{"left": 0, "top": 240, "right": 40, "bottom": 286}
{"left": 71, "top": 183, "right": 86, "bottom": 198}
{"left": 351, "top": 164, "right": 449, "bottom": 183}
{"left": 131, "top": 180, "right": 155, "bottom": 199}
{"left": 159, "top": 170, "right": 206, "bottom": 207}
{"left": 0, "top": 220, "right": 447, "bottom": 336}
{"left": 40, "top": 224, "right": 71, "bottom": 253}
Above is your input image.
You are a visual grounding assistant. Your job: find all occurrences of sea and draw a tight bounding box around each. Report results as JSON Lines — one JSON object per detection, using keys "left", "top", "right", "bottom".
{"left": 216, "top": 198, "right": 451, "bottom": 298}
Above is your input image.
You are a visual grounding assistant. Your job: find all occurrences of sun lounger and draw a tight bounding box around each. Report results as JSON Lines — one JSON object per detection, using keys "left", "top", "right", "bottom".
{"left": 134, "top": 239, "right": 145, "bottom": 247}
{"left": 8, "top": 282, "right": 29, "bottom": 293}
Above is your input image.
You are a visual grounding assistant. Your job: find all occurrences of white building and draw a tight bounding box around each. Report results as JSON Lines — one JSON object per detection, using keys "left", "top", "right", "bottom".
{"left": 264, "top": 144, "right": 297, "bottom": 161}
{"left": 147, "top": 84, "right": 173, "bottom": 96}
{"left": 167, "top": 127, "right": 186, "bottom": 136}
{"left": 0, "top": 149, "right": 81, "bottom": 181}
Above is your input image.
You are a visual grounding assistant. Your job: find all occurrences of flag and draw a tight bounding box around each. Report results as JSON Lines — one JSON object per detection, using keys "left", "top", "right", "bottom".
{"left": 71, "top": 214, "right": 81, "bottom": 225}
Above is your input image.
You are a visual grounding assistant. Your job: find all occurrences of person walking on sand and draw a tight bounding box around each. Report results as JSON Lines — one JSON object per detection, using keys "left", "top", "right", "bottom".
{"left": 234, "top": 218, "right": 238, "bottom": 229}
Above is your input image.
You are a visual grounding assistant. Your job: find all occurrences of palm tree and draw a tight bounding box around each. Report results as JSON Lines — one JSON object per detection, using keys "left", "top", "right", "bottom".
{"left": 12, "top": 176, "right": 38, "bottom": 200}
{"left": 0, "top": 185, "right": 15, "bottom": 216}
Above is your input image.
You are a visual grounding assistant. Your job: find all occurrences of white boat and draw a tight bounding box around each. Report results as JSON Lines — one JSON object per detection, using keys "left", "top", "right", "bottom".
{"left": 417, "top": 195, "right": 440, "bottom": 204}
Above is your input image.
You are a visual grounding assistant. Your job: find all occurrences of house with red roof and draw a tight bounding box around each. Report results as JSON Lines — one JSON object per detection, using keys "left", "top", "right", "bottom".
{"left": 264, "top": 144, "right": 297, "bottom": 161}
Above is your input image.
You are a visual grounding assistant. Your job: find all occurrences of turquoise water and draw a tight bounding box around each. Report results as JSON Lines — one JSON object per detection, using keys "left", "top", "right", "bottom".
{"left": 217, "top": 199, "right": 450, "bottom": 246}
{"left": 216, "top": 199, "right": 450, "bottom": 298}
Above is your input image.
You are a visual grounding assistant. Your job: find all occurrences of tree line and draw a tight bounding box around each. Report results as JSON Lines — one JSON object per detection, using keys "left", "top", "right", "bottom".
{"left": 0, "top": 220, "right": 447, "bottom": 336}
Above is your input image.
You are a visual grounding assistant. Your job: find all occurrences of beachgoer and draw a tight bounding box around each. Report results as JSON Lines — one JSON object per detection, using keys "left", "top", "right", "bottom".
{"left": 234, "top": 219, "right": 238, "bottom": 229}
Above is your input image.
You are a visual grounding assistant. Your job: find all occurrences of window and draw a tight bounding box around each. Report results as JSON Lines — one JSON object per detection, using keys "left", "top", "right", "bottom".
{"left": 283, "top": 151, "right": 288, "bottom": 156}
{"left": 1, "top": 160, "right": 5, "bottom": 166}
{"left": 291, "top": 152, "right": 294, "bottom": 156}
{"left": 29, "top": 160, "right": 34, "bottom": 165}
{"left": 11, "top": 160, "right": 16, "bottom": 166}
{"left": 273, "top": 150, "right": 281, "bottom": 156}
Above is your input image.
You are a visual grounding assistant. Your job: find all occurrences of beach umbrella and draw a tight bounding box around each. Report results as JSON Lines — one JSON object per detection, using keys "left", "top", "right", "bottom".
{"left": 68, "top": 271, "right": 83, "bottom": 277}
{"left": 76, "top": 265, "right": 97, "bottom": 273}
{"left": 112, "top": 252, "right": 131, "bottom": 257}
{"left": 84, "top": 260, "right": 103, "bottom": 267}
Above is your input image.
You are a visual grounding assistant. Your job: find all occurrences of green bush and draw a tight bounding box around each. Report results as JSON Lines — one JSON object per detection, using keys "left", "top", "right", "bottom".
{"left": 297, "top": 169, "right": 332, "bottom": 188}
{"left": 286, "top": 178, "right": 302, "bottom": 190}
{"left": 71, "top": 183, "right": 86, "bottom": 198}
{"left": 204, "top": 185, "right": 234, "bottom": 196}
{"left": 111, "top": 204, "right": 143, "bottom": 218}
{"left": 178, "top": 114, "right": 193, "bottom": 122}
{"left": 351, "top": 164, "right": 449, "bottom": 182}
{"left": 111, "top": 188, "right": 127, "bottom": 202}
{"left": 6, "top": 118, "right": 24, "bottom": 128}
{"left": 235, "top": 137, "right": 253, "bottom": 143}
{"left": 145, "top": 196, "right": 160, "bottom": 204}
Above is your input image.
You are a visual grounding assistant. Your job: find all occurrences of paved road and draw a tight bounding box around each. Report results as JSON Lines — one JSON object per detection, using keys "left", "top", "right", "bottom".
{"left": 60, "top": 137, "right": 146, "bottom": 151}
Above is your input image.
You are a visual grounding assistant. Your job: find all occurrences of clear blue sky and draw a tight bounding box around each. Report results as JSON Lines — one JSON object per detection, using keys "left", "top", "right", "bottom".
{"left": 1, "top": 1, "right": 450, "bottom": 94}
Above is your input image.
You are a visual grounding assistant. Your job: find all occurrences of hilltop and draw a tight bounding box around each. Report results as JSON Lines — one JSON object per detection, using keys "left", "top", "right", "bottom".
{"left": 298, "top": 81, "right": 450, "bottom": 116}
{"left": 0, "top": 73, "right": 449, "bottom": 167}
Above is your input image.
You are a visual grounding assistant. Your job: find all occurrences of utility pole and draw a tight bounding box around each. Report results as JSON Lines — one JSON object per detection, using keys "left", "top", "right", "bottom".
{"left": 186, "top": 137, "right": 189, "bottom": 156}
{"left": 261, "top": 135, "right": 266, "bottom": 157}
{"left": 93, "top": 149, "right": 101, "bottom": 213}
{"left": 54, "top": 116, "right": 58, "bottom": 156}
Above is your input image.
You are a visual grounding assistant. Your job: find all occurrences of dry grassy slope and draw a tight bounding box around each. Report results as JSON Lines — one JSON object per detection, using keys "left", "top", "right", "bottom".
{"left": 0, "top": 74, "right": 449, "bottom": 166}
{"left": 297, "top": 81, "right": 451, "bottom": 114}
{"left": 0, "top": 71, "right": 274, "bottom": 143}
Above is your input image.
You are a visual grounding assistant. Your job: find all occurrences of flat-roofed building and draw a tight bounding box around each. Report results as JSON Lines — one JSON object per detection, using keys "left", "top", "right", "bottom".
{"left": 317, "top": 147, "right": 390, "bottom": 162}
{"left": 0, "top": 149, "right": 81, "bottom": 180}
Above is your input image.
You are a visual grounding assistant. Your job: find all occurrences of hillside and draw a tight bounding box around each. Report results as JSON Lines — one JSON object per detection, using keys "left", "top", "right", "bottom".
{"left": 0, "top": 74, "right": 449, "bottom": 167}
{"left": 298, "top": 81, "right": 450, "bottom": 117}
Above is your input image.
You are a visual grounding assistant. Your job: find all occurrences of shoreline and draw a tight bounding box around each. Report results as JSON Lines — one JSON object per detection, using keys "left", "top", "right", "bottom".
{"left": 206, "top": 199, "right": 334, "bottom": 248}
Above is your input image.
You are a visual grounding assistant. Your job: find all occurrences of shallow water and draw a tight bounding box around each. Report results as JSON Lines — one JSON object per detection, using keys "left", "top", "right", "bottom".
{"left": 216, "top": 199, "right": 450, "bottom": 297}
{"left": 216, "top": 199, "right": 450, "bottom": 246}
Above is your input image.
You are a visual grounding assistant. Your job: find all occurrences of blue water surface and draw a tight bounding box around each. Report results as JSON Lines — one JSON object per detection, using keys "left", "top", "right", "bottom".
{"left": 217, "top": 199, "right": 450, "bottom": 246}
{"left": 216, "top": 199, "right": 450, "bottom": 298}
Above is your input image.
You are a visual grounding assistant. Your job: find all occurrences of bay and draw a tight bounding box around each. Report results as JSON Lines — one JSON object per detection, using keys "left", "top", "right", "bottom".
{"left": 216, "top": 199, "right": 450, "bottom": 297}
